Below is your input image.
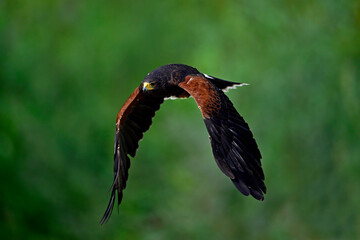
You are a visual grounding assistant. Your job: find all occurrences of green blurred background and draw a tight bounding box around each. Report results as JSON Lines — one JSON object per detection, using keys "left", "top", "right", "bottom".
{"left": 1, "top": 0, "right": 359, "bottom": 239}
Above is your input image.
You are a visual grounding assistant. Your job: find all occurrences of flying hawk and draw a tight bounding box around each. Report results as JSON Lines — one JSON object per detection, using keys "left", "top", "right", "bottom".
{"left": 101, "top": 64, "right": 265, "bottom": 224}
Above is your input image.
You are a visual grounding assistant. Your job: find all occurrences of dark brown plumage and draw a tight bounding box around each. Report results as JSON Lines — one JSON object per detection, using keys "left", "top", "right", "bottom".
{"left": 100, "top": 64, "right": 265, "bottom": 224}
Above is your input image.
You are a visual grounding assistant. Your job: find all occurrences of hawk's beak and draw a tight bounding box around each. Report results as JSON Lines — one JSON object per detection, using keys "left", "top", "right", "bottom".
{"left": 142, "top": 82, "right": 154, "bottom": 92}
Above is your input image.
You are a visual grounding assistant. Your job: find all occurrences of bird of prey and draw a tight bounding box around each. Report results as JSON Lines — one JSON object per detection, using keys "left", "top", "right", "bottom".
{"left": 100, "top": 64, "right": 265, "bottom": 224}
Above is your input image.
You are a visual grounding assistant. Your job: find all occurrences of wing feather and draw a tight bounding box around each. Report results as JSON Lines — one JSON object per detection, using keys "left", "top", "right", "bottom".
{"left": 100, "top": 87, "right": 164, "bottom": 224}
{"left": 178, "top": 75, "right": 266, "bottom": 201}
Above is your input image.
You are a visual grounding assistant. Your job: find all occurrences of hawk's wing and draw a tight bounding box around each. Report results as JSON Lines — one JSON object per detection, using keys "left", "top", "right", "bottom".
{"left": 178, "top": 75, "right": 266, "bottom": 200}
{"left": 100, "top": 86, "right": 164, "bottom": 224}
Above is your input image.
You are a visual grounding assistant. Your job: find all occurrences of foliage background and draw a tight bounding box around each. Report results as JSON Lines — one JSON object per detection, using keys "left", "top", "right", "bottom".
{"left": 1, "top": 0, "right": 359, "bottom": 239}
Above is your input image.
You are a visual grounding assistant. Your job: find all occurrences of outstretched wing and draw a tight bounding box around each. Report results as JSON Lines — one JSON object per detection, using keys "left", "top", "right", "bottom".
{"left": 178, "top": 75, "right": 266, "bottom": 200}
{"left": 100, "top": 86, "right": 164, "bottom": 224}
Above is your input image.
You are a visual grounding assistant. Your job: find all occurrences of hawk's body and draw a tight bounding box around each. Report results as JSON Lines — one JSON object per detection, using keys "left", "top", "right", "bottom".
{"left": 101, "top": 64, "right": 265, "bottom": 224}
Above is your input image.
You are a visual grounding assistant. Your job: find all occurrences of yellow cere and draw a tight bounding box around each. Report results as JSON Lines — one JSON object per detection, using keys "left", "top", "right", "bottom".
{"left": 143, "top": 82, "right": 155, "bottom": 90}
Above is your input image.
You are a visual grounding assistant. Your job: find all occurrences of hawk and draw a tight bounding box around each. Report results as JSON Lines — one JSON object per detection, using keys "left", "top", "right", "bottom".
{"left": 101, "top": 64, "right": 265, "bottom": 224}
